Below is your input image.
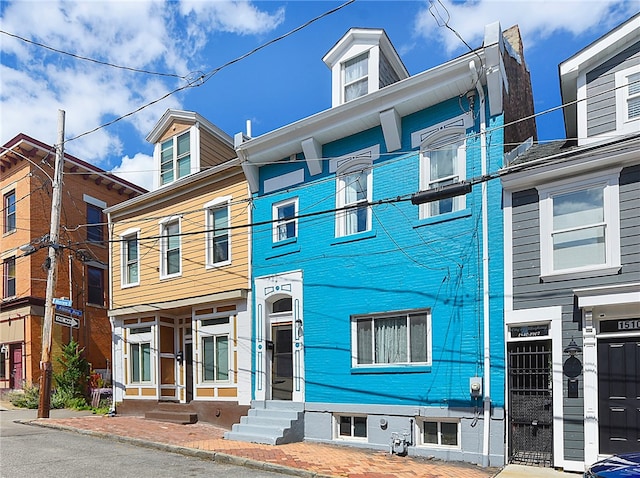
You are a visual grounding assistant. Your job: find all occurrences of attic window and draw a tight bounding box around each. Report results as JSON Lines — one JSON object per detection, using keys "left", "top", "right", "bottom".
{"left": 343, "top": 52, "right": 369, "bottom": 102}
{"left": 626, "top": 72, "right": 640, "bottom": 120}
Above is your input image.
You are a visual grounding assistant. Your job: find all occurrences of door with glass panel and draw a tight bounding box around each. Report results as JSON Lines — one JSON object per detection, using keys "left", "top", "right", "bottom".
{"left": 271, "top": 324, "right": 293, "bottom": 400}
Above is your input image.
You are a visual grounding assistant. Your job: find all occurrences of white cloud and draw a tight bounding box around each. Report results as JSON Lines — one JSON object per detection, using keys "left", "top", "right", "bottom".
{"left": 413, "top": 0, "right": 637, "bottom": 54}
{"left": 110, "top": 152, "right": 155, "bottom": 191}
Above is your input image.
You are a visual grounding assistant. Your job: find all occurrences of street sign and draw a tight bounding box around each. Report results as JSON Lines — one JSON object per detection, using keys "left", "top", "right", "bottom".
{"left": 54, "top": 315, "right": 79, "bottom": 329}
{"left": 55, "top": 304, "right": 83, "bottom": 317}
{"left": 52, "top": 298, "right": 72, "bottom": 307}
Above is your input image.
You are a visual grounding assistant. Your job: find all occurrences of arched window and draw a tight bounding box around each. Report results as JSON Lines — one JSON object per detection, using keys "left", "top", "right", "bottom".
{"left": 272, "top": 297, "right": 293, "bottom": 314}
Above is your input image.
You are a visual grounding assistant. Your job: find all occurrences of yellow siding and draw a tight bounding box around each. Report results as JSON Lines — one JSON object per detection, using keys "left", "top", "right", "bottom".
{"left": 111, "top": 171, "right": 249, "bottom": 310}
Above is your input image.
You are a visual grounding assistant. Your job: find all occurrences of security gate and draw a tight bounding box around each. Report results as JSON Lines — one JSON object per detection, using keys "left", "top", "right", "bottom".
{"left": 508, "top": 340, "right": 553, "bottom": 467}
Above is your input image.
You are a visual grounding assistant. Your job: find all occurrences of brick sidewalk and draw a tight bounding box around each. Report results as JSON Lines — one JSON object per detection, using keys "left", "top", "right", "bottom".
{"left": 40, "top": 415, "right": 499, "bottom": 478}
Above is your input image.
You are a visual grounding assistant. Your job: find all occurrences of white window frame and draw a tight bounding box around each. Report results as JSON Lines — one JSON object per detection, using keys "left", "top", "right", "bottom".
{"left": 537, "top": 170, "right": 621, "bottom": 280}
{"left": 615, "top": 64, "right": 640, "bottom": 134}
{"left": 335, "top": 158, "right": 372, "bottom": 238}
{"left": 198, "top": 315, "right": 232, "bottom": 384}
{"left": 342, "top": 52, "right": 369, "bottom": 103}
{"left": 4, "top": 189, "right": 16, "bottom": 233}
{"left": 351, "top": 309, "right": 432, "bottom": 367}
{"left": 3, "top": 256, "right": 16, "bottom": 299}
{"left": 419, "top": 132, "right": 467, "bottom": 219}
{"left": 127, "top": 326, "right": 153, "bottom": 385}
{"left": 334, "top": 414, "right": 368, "bottom": 441}
{"left": 120, "top": 228, "right": 140, "bottom": 288}
{"left": 159, "top": 216, "right": 182, "bottom": 278}
{"left": 272, "top": 198, "right": 298, "bottom": 243}
{"left": 417, "top": 419, "right": 461, "bottom": 448}
{"left": 204, "top": 196, "right": 231, "bottom": 268}
{"left": 156, "top": 126, "right": 199, "bottom": 187}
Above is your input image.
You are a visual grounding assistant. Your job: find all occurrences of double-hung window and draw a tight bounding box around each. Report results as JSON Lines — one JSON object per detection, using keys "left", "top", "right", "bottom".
{"left": 129, "top": 326, "right": 152, "bottom": 384}
{"left": 160, "top": 218, "right": 181, "bottom": 277}
{"left": 615, "top": 65, "right": 640, "bottom": 133}
{"left": 205, "top": 198, "right": 230, "bottom": 266}
{"left": 84, "top": 195, "right": 106, "bottom": 244}
{"left": 3, "top": 257, "right": 16, "bottom": 298}
{"left": 273, "top": 198, "right": 297, "bottom": 242}
{"left": 87, "top": 265, "right": 104, "bottom": 306}
{"left": 160, "top": 131, "right": 191, "bottom": 185}
{"left": 419, "top": 134, "right": 466, "bottom": 219}
{"left": 343, "top": 52, "right": 369, "bottom": 102}
{"left": 121, "top": 230, "right": 139, "bottom": 286}
{"left": 336, "top": 163, "right": 371, "bottom": 238}
{"left": 538, "top": 171, "right": 621, "bottom": 278}
{"left": 354, "top": 309, "right": 431, "bottom": 366}
{"left": 4, "top": 190, "right": 16, "bottom": 233}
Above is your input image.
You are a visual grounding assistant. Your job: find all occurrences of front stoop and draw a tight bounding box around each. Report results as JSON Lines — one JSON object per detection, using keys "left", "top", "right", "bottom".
{"left": 224, "top": 400, "right": 304, "bottom": 445}
{"left": 145, "top": 402, "right": 198, "bottom": 425}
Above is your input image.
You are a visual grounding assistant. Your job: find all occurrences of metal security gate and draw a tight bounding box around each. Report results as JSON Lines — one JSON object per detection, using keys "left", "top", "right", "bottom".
{"left": 508, "top": 340, "right": 553, "bottom": 467}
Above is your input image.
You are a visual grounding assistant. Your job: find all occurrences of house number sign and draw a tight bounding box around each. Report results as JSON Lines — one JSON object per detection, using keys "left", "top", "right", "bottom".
{"left": 600, "top": 319, "right": 640, "bottom": 333}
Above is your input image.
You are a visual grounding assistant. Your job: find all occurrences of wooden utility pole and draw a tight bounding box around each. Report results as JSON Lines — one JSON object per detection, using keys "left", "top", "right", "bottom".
{"left": 38, "top": 109, "right": 65, "bottom": 418}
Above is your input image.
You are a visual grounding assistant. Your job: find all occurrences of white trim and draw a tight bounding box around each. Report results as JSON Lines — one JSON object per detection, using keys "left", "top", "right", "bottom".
{"left": 335, "top": 163, "right": 372, "bottom": 238}
{"left": 504, "top": 306, "right": 564, "bottom": 469}
{"left": 410, "top": 112, "right": 472, "bottom": 149}
{"left": 159, "top": 216, "right": 182, "bottom": 279}
{"left": 204, "top": 199, "right": 231, "bottom": 268}
{"left": 263, "top": 169, "right": 305, "bottom": 194}
{"left": 119, "top": 228, "right": 140, "bottom": 288}
{"left": 329, "top": 145, "right": 379, "bottom": 174}
{"left": 615, "top": 64, "right": 640, "bottom": 134}
{"left": 272, "top": 197, "right": 298, "bottom": 243}
{"left": 83, "top": 194, "right": 107, "bottom": 209}
{"left": 203, "top": 195, "right": 232, "bottom": 209}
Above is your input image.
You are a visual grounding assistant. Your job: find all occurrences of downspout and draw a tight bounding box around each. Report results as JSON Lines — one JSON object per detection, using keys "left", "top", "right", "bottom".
{"left": 470, "top": 59, "right": 491, "bottom": 468}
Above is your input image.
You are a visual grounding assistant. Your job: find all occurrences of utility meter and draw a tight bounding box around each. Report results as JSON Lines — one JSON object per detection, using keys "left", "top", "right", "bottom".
{"left": 470, "top": 377, "right": 483, "bottom": 398}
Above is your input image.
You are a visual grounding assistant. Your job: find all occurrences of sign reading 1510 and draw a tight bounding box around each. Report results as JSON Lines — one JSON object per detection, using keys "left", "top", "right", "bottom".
{"left": 600, "top": 319, "right": 640, "bottom": 333}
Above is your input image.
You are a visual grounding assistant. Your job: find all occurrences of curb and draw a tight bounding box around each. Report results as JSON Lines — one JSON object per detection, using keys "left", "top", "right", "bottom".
{"left": 23, "top": 419, "right": 337, "bottom": 478}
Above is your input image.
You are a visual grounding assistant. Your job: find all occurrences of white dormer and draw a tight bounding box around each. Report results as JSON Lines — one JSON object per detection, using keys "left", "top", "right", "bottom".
{"left": 323, "top": 28, "right": 409, "bottom": 107}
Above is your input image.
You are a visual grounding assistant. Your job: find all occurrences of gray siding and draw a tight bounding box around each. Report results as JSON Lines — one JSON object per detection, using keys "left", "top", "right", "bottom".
{"left": 586, "top": 41, "right": 640, "bottom": 137}
{"left": 379, "top": 52, "right": 401, "bottom": 89}
{"left": 510, "top": 165, "right": 640, "bottom": 461}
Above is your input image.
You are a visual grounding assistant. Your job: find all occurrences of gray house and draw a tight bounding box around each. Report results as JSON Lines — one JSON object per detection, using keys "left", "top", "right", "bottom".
{"left": 500, "top": 13, "right": 639, "bottom": 473}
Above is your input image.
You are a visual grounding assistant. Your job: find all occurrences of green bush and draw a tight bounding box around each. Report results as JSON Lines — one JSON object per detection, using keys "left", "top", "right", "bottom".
{"left": 53, "top": 340, "right": 90, "bottom": 400}
{"left": 7, "top": 383, "right": 40, "bottom": 409}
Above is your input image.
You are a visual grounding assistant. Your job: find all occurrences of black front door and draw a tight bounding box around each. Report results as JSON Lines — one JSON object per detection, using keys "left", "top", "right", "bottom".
{"left": 508, "top": 340, "right": 553, "bottom": 467}
{"left": 185, "top": 342, "right": 193, "bottom": 403}
{"left": 271, "top": 324, "right": 293, "bottom": 400}
{"left": 598, "top": 336, "right": 640, "bottom": 454}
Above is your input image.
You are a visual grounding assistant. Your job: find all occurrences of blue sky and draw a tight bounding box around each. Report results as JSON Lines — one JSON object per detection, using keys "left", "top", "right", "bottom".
{"left": 1, "top": 0, "right": 638, "bottom": 190}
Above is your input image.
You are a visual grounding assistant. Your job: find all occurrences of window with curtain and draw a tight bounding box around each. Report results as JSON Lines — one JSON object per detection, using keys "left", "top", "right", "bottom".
{"left": 130, "top": 342, "right": 151, "bottom": 383}
{"left": 122, "top": 233, "right": 139, "bottom": 285}
{"left": 4, "top": 190, "right": 16, "bottom": 233}
{"left": 343, "top": 52, "right": 369, "bottom": 102}
{"left": 207, "top": 204, "right": 229, "bottom": 265}
{"left": 202, "top": 335, "right": 229, "bottom": 382}
{"left": 336, "top": 169, "right": 371, "bottom": 237}
{"left": 355, "top": 310, "right": 430, "bottom": 365}
{"left": 273, "top": 199, "right": 297, "bottom": 242}
{"left": 420, "top": 134, "right": 466, "bottom": 219}
{"left": 3, "top": 257, "right": 16, "bottom": 298}
{"left": 161, "top": 219, "right": 181, "bottom": 276}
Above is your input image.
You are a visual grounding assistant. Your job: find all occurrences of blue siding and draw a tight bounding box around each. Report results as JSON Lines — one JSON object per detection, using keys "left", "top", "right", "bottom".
{"left": 252, "top": 98, "right": 505, "bottom": 408}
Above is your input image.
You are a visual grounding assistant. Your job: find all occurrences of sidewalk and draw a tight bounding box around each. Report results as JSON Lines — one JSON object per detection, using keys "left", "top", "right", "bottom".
{"left": 2, "top": 401, "right": 580, "bottom": 478}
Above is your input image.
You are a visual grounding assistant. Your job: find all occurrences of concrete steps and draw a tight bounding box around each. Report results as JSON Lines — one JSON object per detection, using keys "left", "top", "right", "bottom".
{"left": 145, "top": 402, "right": 198, "bottom": 425}
{"left": 224, "top": 400, "right": 304, "bottom": 445}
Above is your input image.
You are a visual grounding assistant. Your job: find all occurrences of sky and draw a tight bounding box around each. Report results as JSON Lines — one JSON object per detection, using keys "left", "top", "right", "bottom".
{"left": 1, "top": 0, "right": 638, "bottom": 191}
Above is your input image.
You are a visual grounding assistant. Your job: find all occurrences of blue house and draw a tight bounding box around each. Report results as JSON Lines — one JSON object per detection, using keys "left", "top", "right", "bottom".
{"left": 228, "top": 23, "right": 537, "bottom": 467}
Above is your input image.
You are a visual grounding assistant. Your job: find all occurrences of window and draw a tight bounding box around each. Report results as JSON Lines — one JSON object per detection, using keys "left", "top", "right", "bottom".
{"left": 87, "top": 266, "right": 104, "bottom": 306}
{"left": 354, "top": 310, "right": 430, "bottom": 365}
{"left": 421, "top": 420, "right": 459, "bottom": 447}
{"left": 273, "top": 199, "right": 297, "bottom": 242}
{"left": 336, "top": 415, "right": 367, "bottom": 439}
{"left": 272, "top": 297, "right": 292, "bottom": 314}
{"left": 419, "top": 134, "right": 466, "bottom": 218}
{"left": 343, "top": 52, "right": 369, "bottom": 102}
{"left": 86, "top": 203, "right": 104, "bottom": 243}
{"left": 160, "top": 218, "right": 181, "bottom": 276}
{"left": 538, "top": 172, "right": 620, "bottom": 277}
{"left": 130, "top": 342, "right": 151, "bottom": 383}
{"left": 160, "top": 131, "right": 191, "bottom": 185}
{"left": 121, "top": 232, "right": 139, "bottom": 286}
{"left": 4, "top": 190, "right": 16, "bottom": 233}
{"left": 626, "top": 71, "right": 640, "bottom": 120}
{"left": 336, "top": 168, "right": 371, "bottom": 237}
{"left": 202, "top": 335, "right": 229, "bottom": 382}
{"left": 615, "top": 65, "right": 640, "bottom": 133}
{"left": 3, "top": 257, "right": 16, "bottom": 298}
{"left": 207, "top": 204, "right": 230, "bottom": 266}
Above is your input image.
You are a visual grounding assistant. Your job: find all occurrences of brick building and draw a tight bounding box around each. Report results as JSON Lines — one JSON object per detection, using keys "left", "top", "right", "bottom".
{"left": 1, "top": 134, "right": 146, "bottom": 391}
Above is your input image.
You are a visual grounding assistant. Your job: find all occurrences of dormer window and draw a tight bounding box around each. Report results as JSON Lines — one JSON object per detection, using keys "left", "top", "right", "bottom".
{"left": 625, "top": 72, "right": 640, "bottom": 120}
{"left": 160, "top": 131, "right": 191, "bottom": 185}
{"left": 343, "top": 52, "right": 369, "bottom": 102}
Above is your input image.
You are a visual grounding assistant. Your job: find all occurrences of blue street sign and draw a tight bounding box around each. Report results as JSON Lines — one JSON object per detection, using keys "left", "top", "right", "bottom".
{"left": 53, "top": 298, "right": 73, "bottom": 307}
{"left": 55, "top": 304, "right": 83, "bottom": 317}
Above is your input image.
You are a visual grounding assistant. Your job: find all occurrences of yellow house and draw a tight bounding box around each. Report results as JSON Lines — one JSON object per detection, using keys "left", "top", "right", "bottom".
{"left": 106, "top": 110, "right": 251, "bottom": 427}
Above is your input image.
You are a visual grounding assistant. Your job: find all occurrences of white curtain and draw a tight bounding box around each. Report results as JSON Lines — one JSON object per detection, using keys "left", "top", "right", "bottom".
{"left": 375, "top": 316, "right": 406, "bottom": 363}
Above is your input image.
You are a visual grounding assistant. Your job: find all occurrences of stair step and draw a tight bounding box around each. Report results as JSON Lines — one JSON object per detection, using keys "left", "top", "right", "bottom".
{"left": 224, "top": 431, "right": 281, "bottom": 445}
{"left": 240, "top": 415, "right": 296, "bottom": 427}
{"left": 248, "top": 409, "right": 302, "bottom": 420}
{"left": 145, "top": 410, "right": 198, "bottom": 425}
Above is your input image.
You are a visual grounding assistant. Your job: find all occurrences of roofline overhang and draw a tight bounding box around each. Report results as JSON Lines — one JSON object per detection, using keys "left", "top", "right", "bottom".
{"left": 146, "top": 109, "right": 233, "bottom": 147}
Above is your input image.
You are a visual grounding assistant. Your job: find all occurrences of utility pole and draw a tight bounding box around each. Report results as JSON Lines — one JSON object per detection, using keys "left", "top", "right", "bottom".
{"left": 38, "top": 109, "right": 65, "bottom": 418}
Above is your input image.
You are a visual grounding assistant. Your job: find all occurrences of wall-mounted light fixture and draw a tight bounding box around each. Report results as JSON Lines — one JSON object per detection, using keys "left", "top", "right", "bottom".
{"left": 564, "top": 338, "right": 582, "bottom": 356}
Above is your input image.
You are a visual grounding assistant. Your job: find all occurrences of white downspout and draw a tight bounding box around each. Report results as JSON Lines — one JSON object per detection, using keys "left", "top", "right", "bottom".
{"left": 471, "top": 59, "right": 491, "bottom": 468}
